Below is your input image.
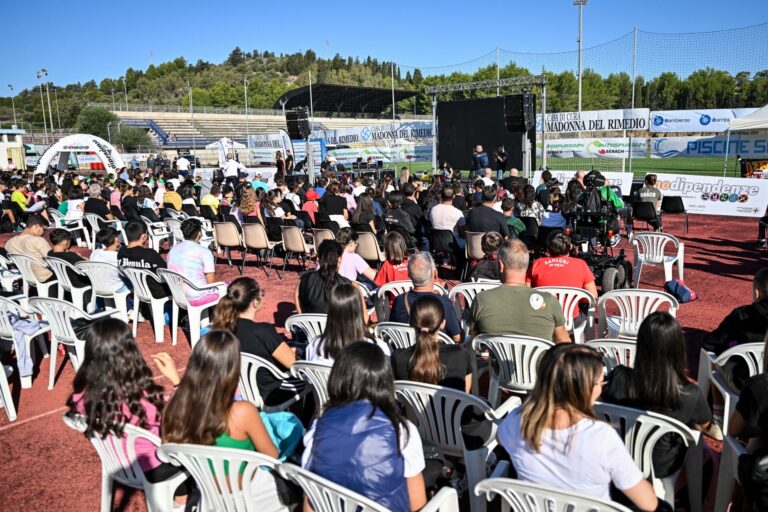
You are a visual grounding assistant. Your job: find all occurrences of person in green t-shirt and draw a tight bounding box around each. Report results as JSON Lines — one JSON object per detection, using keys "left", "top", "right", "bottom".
{"left": 468, "top": 239, "right": 570, "bottom": 343}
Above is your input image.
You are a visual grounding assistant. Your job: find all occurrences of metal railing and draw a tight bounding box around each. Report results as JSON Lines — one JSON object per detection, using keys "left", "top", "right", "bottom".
{"left": 87, "top": 103, "right": 431, "bottom": 120}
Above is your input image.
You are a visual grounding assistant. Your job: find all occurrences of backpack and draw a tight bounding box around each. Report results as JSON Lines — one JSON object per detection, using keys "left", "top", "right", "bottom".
{"left": 664, "top": 279, "right": 698, "bottom": 303}
{"left": 582, "top": 188, "right": 605, "bottom": 214}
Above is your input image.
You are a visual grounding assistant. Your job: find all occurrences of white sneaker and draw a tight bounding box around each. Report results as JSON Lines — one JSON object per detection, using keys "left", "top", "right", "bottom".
{"left": 609, "top": 234, "right": 622, "bottom": 247}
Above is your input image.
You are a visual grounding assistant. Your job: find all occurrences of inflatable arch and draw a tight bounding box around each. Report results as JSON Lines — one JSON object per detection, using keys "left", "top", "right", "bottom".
{"left": 34, "top": 134, "right": 125, "bottom": 174}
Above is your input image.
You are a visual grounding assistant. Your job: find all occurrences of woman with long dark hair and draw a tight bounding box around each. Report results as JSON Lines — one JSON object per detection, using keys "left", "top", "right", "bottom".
{"left": 295, "top": 240, "right": 355, "bottom": 314}
{"left": 213, "top": 277, "right": 306, "bottom": 407}
{"left": 305, "top": 283, "right": 384, "bottom": 363}
{"left": 352, "top": 193, "right": 379, "bottom": 234}
{"left": 515, "top": 184, "right": 544, "bottom": 225}
{"left": 391, "top": 295, "right": 472, "bottom": 392}
{"left": 602, "top": 312, "right": 712, "bottom": 477}
{"left": 302, "top": 342, "right": 427, "bottom": 512}
{"left": 163, "top": 330, "right": 292, "bottom": 508}
{"left": 498, "top": 344, "right": 659, "bottom": 510}
{"left": 66, "top": 318, "right": 187, "bottom": 494}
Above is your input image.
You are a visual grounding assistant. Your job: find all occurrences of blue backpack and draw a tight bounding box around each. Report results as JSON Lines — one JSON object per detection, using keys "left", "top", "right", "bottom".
{"left": 665, "top": 279, "right": 698, "bottom": 303}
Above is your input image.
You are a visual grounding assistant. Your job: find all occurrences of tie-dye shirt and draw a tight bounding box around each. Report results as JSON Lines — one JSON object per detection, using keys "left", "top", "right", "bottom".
{"left": 168, "top": 240, "right": 215, "bottom": 298}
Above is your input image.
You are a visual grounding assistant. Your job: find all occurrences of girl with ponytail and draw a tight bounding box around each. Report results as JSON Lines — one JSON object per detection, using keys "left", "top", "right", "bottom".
{"left": 390, "top": 295, "right": 472, "bottom": 393}
{"left": 213, "top": 277, "right": 307, "bottom": 407}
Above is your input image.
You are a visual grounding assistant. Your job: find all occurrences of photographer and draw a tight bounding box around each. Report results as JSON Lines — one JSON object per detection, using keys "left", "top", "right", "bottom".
{"left": 494, "top": 145, "right": 508, "bottom": 181}
{"left": 576, "top": 171, "right": 623, "bottom": 247}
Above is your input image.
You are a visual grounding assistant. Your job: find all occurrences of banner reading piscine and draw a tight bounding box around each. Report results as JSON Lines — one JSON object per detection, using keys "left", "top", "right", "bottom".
{"left": 650, "top": 108, "right": 757, "bottom": 133}
{"left": 535, "top": 138, "right": 646, "bottom": 159}
{"left": 651, "top": 135, "right": 768, "bottom": 158}
{"left": 536, "top": 109, "right": 649, "bottom": 133}
{"left": 653, "top": 173, "right": 768, "bottom": 217}
{"left": 312, "top": 121, "right": 433, "bottom": 145}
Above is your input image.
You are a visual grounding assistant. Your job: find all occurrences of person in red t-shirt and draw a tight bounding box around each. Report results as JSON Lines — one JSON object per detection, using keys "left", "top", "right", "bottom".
{"left": 302, "top": 189, "right": 320, "bottom": 223}
{"left": 527, "top": 232, "right": 597, "bottom": 318}
{"left": 375, "top": 231, "right": 410, "bottom": 287}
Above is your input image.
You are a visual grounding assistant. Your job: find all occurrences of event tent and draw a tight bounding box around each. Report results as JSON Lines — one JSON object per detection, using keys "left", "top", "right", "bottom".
{"left": 206, "top": 137, "right": 246, "bottom": 166}
{"left": 729, "top": 103, "right": 768, "bottom": 131}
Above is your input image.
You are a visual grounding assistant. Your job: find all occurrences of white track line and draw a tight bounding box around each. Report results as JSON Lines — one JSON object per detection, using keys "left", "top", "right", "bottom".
{"left": 0, "top": 366, "right": 186, "bottom": 432}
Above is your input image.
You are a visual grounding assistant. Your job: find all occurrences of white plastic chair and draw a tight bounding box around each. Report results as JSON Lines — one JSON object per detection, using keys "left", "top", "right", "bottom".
{"left": 448, "top": 281, "right": 501, "bottom": 336}
{"left": 239, "top": 353, "right": 308, "bottom": 413}
{"left": 374, "top": 321, "right": 454, "bottom": 351}
{"left": 157, "top": 269, "right": 224, "bottom": 348}
{"left": 597, "top": 289, "right": 678, "bottom": 339}
{"left": 63, "top": 414, "right": 186, "bottom": 512}
{"left": 44, "top": 256, "right": 91, "bottom": 312}
{"left": 0, "top": 253, "right": 22, "bottom": 293}
{"left": 475, "top": 478, "right": 633, "bottom": 512}
{"left": 533, "top": 286, "right": 596, "bottom": 343}
{"left": 28, "top": 298, "right": 115, "bottom": 390}
{"left": 594, "top": 402, "right": 703, "bottom": 512}
{"left": 375, "top": 280, "right": 447, "bottom": 321}
{"left": 122, "top": 268, "right": 168, "bottom": 344}
{"left": 279, "top": 463, "right": 460, "bottom": 512}
{"left": 284, "top": 313, "right": 327, "bottom": 341}
{"left": 586, "top": 339, "right": 637, "bottom": 371}
{"left": 159, "top": 443, "right": 287, "bottom": 512}
{"left": 710, "top": 370, "right": 740, "bottom": 436}
{"left": 0, "top": 357, "right": 16, "bottom": 421}
{"left": 0, "top": 295, "right": 50, "bottom": 389}
{"left": 76, "top": 261, "right": 131, "bottom": 323}
{"left": 715, "top": 436, "right": 750, "bottom": 512}
{"left": 697, "top": 342, "right": 764, "bottom": 397}
{"left": 632, "top": 232, "right": 684, "bottom": 285}
{"left": 291, "top": 361, "right": 333, "bottom": 407}
{"left": 49, "top": 208, "right": 91, "bottom": 248}
{"left": 165, "top": 218, "right": 184, "bottom": 246}
{"left": 394, "top": 380, "right": 521, "bottom": 512}
{"left": 84, "top": 213, "right": 126, "bottom": 244}
{"left": 472, "top": 335, "right": 554, "bottom": 407}
{"left": 8, "top": 253, "right": 58, "bottom": 302}
{"left": 141, "top": 216, "right": 172, "bottom": 252}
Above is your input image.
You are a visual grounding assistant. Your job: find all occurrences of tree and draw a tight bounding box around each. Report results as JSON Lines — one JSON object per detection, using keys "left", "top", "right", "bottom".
{"left": 114, "top": 126, "right": 155, "bottom": 152}
{"left": 75, "top": 107, "right": 118, "bottom": 140}
{"left": 227, "top": 47, "right": 245, "bottom": 66}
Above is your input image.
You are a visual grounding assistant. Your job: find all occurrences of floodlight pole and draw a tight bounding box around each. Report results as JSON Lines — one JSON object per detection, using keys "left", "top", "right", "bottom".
{"left": 8, "top": 85, "right": 17, "bottom": 126}
{"left": 244, "top": 77, "right": 250, "bottom": 146}
{"left": 431, "top": 94, "right": 438, "bottom": 171}
{"left": 496, "top": 45, "right": 500, "bottom": 96}
{"left": 541, "top": 82, "right": 547, "bottom": 171}
{"left": 188, "top": 82, "right": 196, "bottom": 161}
{"left": 391, "top": 62, "right": 396, "bottom": 120}
{"left": 629, "top": 26, "right": 638, "bottom": 174}
{"left": 54, "top": 88, "right": 62, "bottom": 130}
{"left": 36, "top": 72, "right": 48, "bottom": 145}
{"left": 574, "top": 0, "right": 587, "bottom": 113}
{"left": 122, "top": 77, "right": 129, "bottom": 109}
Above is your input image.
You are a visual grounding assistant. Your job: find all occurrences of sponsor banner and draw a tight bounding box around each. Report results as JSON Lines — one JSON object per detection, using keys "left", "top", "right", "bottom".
{"left": 74, "top": 153, "right": 100, "bottom": 164}
{"left": 532, "top": 170, "right": 634, "bottom": 196}
{"left": 291, "top": 139, "right": 326, "bottom": 168}
{"left": 651, "top": 135, "right": 768, "bottom": 158}
{"left": 312, "top": 121, "right": 433, "bottom": 145}
{"left": 247, "top": 131, "right": 293, "bottom": 165}
{"left": 653, "top": 173, "right": 768, "bottom": 217}
{"left": 325, "top": 145, "right": 432, "bottom": 165}
{"left": 536, "top": 109, "right": 649, "bottom": 133}
{"left": 120, "top": 153, "right": 150, "bottom": 162}
{"left": 650, "top": 108, "right": 757, "bottom": 133}
{"left": 25, "top": 156, "right": 40, "bottom": 167}
{"left": 535, "top": 138, "right": 646, "bottom": 159}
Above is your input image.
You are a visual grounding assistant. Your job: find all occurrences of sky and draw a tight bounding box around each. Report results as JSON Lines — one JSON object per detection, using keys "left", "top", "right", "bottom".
{"left": 2, "top": 0, "right": 768, "bottom": 97}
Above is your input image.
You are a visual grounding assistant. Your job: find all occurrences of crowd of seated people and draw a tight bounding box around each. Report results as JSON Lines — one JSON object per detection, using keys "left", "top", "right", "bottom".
{"left": 2, "top": 162, "right": 767, "bottom": 511}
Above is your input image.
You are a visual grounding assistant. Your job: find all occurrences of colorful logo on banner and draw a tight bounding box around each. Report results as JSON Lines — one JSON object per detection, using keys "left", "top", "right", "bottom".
{"left": 649, "top": 108, "right": 757, "bottom": 133}
{"left": 700, "top": 114, "right": 712, "bottom": 126}
{"left": 653, "top": 174, "right": 767, "bottom": 216}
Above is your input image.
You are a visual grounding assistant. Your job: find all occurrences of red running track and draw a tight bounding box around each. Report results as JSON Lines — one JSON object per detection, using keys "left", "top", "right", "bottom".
{"left": 0, "top": 214, "right": 764, "bottom": 511}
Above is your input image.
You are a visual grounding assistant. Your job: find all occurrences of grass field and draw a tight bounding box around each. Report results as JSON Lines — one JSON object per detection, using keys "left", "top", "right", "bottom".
{"left": 399, "top": 157, "right": 740, "bottom": 178}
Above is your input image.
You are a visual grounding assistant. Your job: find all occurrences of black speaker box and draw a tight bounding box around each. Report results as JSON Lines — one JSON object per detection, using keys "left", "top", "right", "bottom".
{"left": 286, "top": 107, "right": 311, "bottom": 139}
{"left": 504, "top": 93, "right": 536, "bottom": 132}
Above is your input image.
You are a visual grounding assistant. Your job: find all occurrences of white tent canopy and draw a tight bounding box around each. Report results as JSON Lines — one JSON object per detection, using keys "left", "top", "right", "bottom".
{"left": 729, "top": 104, "right": 768, "bottom": 131}
{"left": 204, "top": 137, "right": 245, "bottom": 150}
{"left": 34, "top": 133, "right": 125, "bottom": 174}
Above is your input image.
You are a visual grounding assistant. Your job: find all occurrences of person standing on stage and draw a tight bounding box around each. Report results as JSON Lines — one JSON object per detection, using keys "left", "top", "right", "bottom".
{"left": 472, "top": 145, "right": 489, "bottom": 179}
{"left": 285, "top": 149, "right": 295, "bottom": 175}
{"left": 494, "top": 145, "right": 508, "bottom": 182}
{"left": 223, "top": 153, "right": 245, "bottom": 189}
{"left": 275, "top": 150, "right": 286, "bottom": 182}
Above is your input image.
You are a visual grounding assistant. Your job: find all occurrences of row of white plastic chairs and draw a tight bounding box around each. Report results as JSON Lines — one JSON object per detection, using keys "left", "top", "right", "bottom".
{"left": 63, "top": 364, "right": 706, "bottom": 512}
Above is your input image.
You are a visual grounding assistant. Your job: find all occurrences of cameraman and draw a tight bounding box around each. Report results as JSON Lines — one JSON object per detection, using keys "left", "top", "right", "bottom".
{"left": 472, "top": 145, "right": 489, "bottom": 179}
{"left": 578, "top": 171, "right": 624, "bottom": 246}
{"left": 494, "top": 145, "right": 508, "bottom": 181}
